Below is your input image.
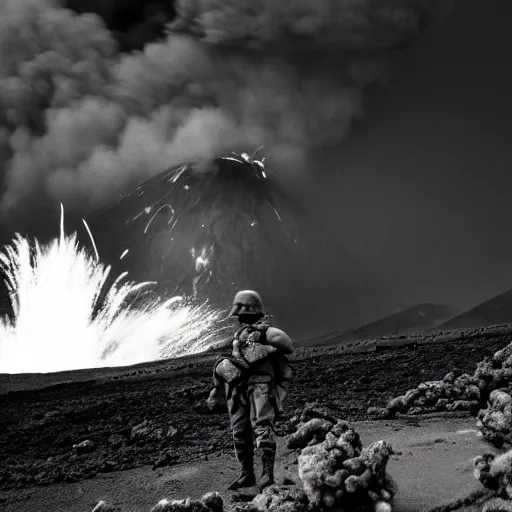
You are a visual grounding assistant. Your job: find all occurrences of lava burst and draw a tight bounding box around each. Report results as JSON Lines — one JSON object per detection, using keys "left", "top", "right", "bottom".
{"left": 0, "top": 207, "right": 226, "bottom": 374}
{"left": 87, "top": 152, "right": 306, "bottom": 324}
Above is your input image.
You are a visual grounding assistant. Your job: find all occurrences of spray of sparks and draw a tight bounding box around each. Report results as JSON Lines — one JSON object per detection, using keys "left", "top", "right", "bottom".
{"left": 106, "top": 149, "right": 296, "bottom": 313}
{"left": 0, "top": 206, "right": 227, "bottom": 374}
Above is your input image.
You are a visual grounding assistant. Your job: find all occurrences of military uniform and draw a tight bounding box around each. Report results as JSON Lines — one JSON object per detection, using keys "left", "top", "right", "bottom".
{"left": 225, "top": 323, "right": 285, "bottom": 463}
{"left": 208, "top": 291, "right": 293, "bottom": 491}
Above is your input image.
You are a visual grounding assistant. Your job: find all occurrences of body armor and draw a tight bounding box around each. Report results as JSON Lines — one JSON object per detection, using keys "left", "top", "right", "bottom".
{"left": 213, "top": 321, "right": 292, "bottom": 387}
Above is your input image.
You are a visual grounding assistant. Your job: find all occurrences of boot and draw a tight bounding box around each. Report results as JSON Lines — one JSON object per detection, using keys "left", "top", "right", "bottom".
{"left": 259, "top": 450, "right": 275, "bottom": 491}
{"left": 228, "top": 457, "right": 256, "bottom": 490}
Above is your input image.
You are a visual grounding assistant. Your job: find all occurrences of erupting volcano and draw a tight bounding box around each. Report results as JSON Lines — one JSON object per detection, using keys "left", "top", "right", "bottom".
{"left": 0, "top": 0, "right": 458, "bottom": 373}
{"left": 86, "top": 151, "right": 307, "bottom": 328}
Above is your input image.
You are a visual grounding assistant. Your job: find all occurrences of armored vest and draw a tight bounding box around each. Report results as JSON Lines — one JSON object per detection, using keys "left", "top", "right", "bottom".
{"left": 235, "top": 322, "right": 293, "bottom": 385}
{"left": 213, "top": 321, "right": 292, "bottom": 386}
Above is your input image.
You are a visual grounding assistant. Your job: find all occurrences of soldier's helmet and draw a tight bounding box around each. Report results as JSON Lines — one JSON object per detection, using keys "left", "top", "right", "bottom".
{"left": 229, "top": 290, "right": 265, "bottom": 318}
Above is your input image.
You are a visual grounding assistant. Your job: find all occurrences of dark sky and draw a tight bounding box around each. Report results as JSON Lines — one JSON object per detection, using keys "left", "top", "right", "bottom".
{"left": 303, "top": 0, "right": 512, "bottom": 322}
{"left": 1, "top": 0, "right": 511, "bottom": 337}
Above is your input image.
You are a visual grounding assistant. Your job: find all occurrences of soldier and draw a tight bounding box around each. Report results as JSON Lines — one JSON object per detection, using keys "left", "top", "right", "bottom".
{"left": 206, "top": 290, "right": 294, "bottom": 491}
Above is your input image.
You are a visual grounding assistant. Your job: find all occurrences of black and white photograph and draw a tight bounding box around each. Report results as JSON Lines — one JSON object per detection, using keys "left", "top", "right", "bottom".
{"left": 1, "top": 0, "right": 512, "bottom": 511}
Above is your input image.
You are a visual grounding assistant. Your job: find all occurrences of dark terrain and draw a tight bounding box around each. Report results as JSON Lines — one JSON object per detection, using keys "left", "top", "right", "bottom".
{"left": 1, "top": 324, "right": 510, "bottom": 495}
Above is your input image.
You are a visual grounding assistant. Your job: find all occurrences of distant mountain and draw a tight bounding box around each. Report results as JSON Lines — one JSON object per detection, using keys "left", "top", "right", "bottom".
{"left": 296, "top": 329, "right": 350, "bottom": 348}
{"left": 314, "top": 303, "right": 459, "bottom": 345}
{"left": 340, "top": 303, "right": 460, "bottom": 342}
{"left": 296, "top": 303, "right": 459, "bottom": 347}
{"left": 440, "top": 289, "right": 512, "bottom": 330}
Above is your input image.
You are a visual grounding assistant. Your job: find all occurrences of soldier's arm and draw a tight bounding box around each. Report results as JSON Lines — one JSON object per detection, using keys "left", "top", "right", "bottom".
{"left": 265, "top": 327, "right": 294, "bottom": 355}
{"left": 205, "top": 337, "right": 233, "bottom": 352}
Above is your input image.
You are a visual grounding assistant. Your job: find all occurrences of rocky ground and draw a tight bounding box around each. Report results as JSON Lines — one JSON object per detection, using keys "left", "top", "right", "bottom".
{"left": 0, "top": 329, "right": 508, "bottom": 498}
{"left": 1, "top": 415, "right": 500, "bottom": 512}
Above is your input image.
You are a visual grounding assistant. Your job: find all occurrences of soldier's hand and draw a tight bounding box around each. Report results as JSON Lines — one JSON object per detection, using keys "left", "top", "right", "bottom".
{"left": 206, "top": 388, "right": 225, "bottom": 413}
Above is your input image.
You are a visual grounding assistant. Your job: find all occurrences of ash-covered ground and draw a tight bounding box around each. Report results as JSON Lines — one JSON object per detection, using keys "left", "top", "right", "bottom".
{"left": 0, "top": 326, "right": 508, "bottom": 494}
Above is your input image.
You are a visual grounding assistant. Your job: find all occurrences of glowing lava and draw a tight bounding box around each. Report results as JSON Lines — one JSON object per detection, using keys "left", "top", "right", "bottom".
{"left": 87, "top": 152, "right": 303, "bottom": 324}
{"left": 0, "top": 207, "right": 226, "bottom": 374}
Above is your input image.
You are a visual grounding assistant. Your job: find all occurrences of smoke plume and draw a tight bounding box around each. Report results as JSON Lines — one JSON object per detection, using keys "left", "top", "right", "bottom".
{"left": 171, "top": 0, "right": 452, "bottom": 51}
{"left": 0, "top": 0, "right": 454, "bottom": 232}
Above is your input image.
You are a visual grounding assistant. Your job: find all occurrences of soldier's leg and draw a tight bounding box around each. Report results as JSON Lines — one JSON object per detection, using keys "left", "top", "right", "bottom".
{"left": 248, "top": 383, "right": 276, "bottom": 490}
{"left": 225, "top": 383, "right": 256, "bottom": 489}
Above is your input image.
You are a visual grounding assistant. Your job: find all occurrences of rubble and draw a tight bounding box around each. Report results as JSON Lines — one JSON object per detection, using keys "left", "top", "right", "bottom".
{"left": 477, "top": 389, "right": 512, "bottom": 448}
{"left": 264, "top": 404, "right": 396, "bottom": 512}
{"left": 472, "top": 450, "right": 512, "bottom": 511}
{"left": 130, "top": 421, "right": 179, "bottom": 444}
{"left": 482, "top": 497, "right": 512, "bottom": 512}
{"left": 227, "top": 404, "right": 396, "bottom": 512}
{"left": 289, "top": 402, "right": 338, "bottom": 426}
{"left": 91, "top": 493, "right": 224, "bottom": 512}
{"left": 73, "top": 440, "right": 95, "bottom": 454}
{"left": 286, "top": 418, "right": 334, "bottom": 450}
{"left": 152, "top": 450, "right": 180, "bottom": 470}
{"left": 202, "top": 492, "right": 224, "bottom": 512}
{"left": 298, "top": 429, "right": 395, "bottom": 511}
{"left": 367, "top": 337, "right": 512, "bottom": 455}
{"left": 375, "top": 373, "right": 485, "bottom": 418}
{"left": 235, "top": 486, "right": 308, "bottom": 512}
{"left": 150, "top": 498, "right": 213, "bottom": 512}
{"left": 370, "top": 339, "right": 512, "bottom": 419}
{"left": 92, "top": 502, "right": 122, "bottom": 512}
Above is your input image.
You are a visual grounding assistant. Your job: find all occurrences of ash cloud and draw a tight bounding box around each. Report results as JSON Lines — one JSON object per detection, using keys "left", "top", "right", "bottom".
{"left": 0, "top": 0, "right": 454, "bottom": 232}
{"left": 171, "top": 0, "right": 453, "bottom": 51}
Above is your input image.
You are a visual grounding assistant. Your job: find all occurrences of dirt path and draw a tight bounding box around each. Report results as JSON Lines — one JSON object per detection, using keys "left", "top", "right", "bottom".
{"left": 362, "top": 416, "right": 501, "bottom": 512}
{"left": 1, "top": 415, "right": 502, "bottom": 512}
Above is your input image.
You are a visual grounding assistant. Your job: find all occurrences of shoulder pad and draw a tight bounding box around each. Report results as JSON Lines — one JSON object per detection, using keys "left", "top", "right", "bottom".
{"left": 254, "top": 321, "right": 271, "bottom": 332}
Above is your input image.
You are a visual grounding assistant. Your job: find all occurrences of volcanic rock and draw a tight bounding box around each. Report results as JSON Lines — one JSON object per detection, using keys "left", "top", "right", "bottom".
{"left": 152, "top": 451, "right": 180, "bottom": 470}
{"left": 73, "top": 440, "right": 95, "bottom": 454}
{"left": 92, "top": 502, "right": 122, "bottom": 512}
{"left": 130, "top": 420, "right": 178, "bottom": 444}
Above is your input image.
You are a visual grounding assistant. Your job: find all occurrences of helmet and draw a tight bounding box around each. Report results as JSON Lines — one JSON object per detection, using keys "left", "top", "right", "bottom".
{"left": 229, "top": 290, "right": 265, "bottom": 318}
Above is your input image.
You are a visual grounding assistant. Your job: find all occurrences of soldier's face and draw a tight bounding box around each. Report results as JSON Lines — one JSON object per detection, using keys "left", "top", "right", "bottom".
{"left": 235, "top": 304, "right": 261, "bottom": 324}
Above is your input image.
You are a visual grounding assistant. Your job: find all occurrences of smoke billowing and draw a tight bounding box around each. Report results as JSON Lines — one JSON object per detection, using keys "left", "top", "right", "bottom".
{"left": 0, "top": 0, "right": 454, "bottom": 233}
{"left": 171, "top": 0, "right": 452, "bottom": 51}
